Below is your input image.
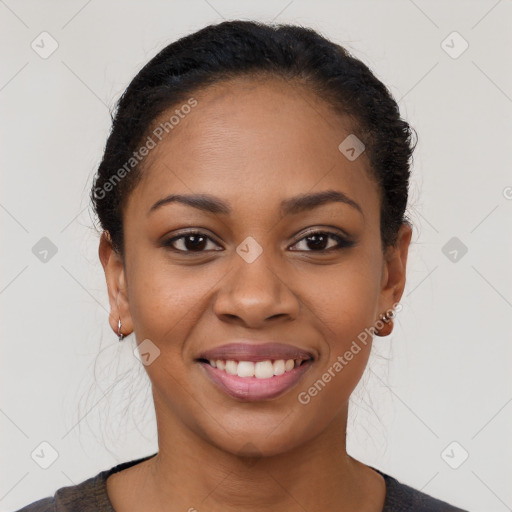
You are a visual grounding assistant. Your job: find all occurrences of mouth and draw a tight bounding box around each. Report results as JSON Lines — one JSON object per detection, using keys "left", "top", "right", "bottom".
{"left": 196, "top": 342, "right": 314, "bottom": 401}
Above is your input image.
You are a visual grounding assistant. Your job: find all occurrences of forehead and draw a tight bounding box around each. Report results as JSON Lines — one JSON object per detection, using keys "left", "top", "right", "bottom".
{"left": 125, "top": 76, "right": 379, "bottom": 221}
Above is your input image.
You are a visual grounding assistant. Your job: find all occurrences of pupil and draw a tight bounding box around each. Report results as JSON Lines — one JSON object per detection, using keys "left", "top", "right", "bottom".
{"left": 307, "top": 234, "right": 327, "bottom": 250}
{"left": 186, "top": 235, "right": 207, "bottom": 251}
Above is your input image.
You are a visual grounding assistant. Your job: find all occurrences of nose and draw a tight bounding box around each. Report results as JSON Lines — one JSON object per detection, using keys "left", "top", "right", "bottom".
{"left": 213, "top": 249, "right": 300, "bottom": 328}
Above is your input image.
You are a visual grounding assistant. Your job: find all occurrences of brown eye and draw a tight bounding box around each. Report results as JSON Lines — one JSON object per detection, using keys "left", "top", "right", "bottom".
{"left": 290, "top": 231, "right": 354, "bottom": 252}
{"left": 162, "top": 231, "right": 222, "bottom": 253}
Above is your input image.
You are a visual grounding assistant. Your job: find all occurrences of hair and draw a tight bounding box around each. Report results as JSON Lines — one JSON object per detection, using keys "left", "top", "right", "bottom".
{"left": 91, "top": 20, "right": 416, "bottom": 254}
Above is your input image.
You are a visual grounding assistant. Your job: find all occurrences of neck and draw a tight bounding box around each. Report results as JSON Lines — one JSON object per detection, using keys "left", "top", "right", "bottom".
{"left": 136, "top": 399, "right": 385, "bottom": 512}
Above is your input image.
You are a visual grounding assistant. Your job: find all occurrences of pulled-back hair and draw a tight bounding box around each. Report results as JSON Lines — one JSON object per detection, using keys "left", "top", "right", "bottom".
{"left": 91, "top": 20, "right": 416, "bottom": 254}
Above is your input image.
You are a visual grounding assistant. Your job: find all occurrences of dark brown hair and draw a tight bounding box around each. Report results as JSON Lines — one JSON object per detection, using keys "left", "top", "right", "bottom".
{"left": 91, "top": 20, "right": 416, "bottom": 254}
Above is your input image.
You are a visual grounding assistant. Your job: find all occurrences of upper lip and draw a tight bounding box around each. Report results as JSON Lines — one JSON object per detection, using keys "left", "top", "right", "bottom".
{"left": 197, "top": 342, "right": 314, "bottom": 363}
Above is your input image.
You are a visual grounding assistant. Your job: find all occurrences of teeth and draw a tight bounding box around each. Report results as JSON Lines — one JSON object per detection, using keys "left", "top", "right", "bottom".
{"left": 208, "top": 358, "right": 303, "bottom": 378}
{"left": 254, "top": 360, "right": 273, "bottom": 379}
{"left": 273, "top": 360, "right": 285, "bottom": 375}
{"left": 237, "top": 361, "right": 255, "bottom": 377}
{"left": 225, "top": 360, "right": 238, "bottom": 375}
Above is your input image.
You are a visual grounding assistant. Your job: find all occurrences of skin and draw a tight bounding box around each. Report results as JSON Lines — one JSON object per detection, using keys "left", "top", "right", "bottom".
{"left": 99, "top": 76, "right": 412, "bottom": 512}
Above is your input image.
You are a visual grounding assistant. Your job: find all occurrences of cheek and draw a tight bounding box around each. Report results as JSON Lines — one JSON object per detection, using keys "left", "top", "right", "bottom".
{"left": 296, "top": 252, "right": 381, "bottom": 395}
{"left": 126, "top": 255, "right": 227, "bottom": 344}
{"left": 304, "top": 253, "right": 382, "bottom": 341}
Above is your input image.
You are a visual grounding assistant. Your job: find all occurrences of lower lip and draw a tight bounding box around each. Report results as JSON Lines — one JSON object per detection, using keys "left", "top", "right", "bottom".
{"left": 198, "top": 360, "right": 313, "bottom": 401}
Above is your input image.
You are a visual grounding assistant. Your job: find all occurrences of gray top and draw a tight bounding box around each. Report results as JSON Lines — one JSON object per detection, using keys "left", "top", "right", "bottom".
{"left": 14, "top": 452, "right": 469, "bottom": 511}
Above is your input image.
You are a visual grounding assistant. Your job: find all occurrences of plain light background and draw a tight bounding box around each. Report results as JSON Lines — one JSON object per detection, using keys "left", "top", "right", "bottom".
{"left": 1, "top": 1, "right": 511, "bottom": 511}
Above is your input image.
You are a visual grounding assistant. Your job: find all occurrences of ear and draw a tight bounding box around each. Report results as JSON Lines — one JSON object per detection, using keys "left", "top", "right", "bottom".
{"left": 98, "top": 231, "right": 133, "bottom": 338}
{"left": 377, "top": 223, "right": 413, "bottom": 316}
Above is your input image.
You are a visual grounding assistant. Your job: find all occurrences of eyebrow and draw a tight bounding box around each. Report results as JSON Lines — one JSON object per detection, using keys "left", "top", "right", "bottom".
{"left": 148, "top": 189, "right": 363, "bottom": 217}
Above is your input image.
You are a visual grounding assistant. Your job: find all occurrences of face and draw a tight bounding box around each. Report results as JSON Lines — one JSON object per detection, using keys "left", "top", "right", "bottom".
{"left": 100, "top": 76, "right": 411, "bottom": 457}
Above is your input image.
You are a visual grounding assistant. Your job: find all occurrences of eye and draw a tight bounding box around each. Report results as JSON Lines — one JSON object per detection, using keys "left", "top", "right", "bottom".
{"left": 289, "top": 230, "right": 354, "bottom": 252}
{"left": 161, "top": 231, "right": 222, "bottom": 253}
{"left": 161, "top": 229, "right": 354, "bottom": 254}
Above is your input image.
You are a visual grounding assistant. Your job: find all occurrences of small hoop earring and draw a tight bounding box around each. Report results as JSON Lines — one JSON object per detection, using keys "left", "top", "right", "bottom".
{"left": 117, "top": 318, "right": 125, "bottom": 342}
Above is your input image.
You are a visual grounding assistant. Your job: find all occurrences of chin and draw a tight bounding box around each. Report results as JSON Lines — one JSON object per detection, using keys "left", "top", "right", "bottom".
{"left": 194, "top": 409, "right": 322, "bottom": 461}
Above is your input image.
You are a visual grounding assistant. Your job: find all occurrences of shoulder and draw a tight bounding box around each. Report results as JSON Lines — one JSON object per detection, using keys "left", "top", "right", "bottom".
{"left": 370, "top": 466, "right": 469, "bottom": 512}
{"left": 14, "top": 496, "right": 55, "bottom": 512}
{"left": 13, "top": 453, "right": 158, "bottom": 512}
{"left": 13, "top": 471, "right": 110, "bottom": 512}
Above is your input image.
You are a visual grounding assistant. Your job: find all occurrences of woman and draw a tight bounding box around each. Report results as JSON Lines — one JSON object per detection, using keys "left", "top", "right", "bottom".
{"left": 17, "top": 20, "right": 469, "bottom": 512}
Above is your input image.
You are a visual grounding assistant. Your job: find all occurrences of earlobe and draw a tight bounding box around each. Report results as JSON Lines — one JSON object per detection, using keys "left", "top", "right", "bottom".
{"left": 98, "top": 232, "right": 134, "bottom": 339}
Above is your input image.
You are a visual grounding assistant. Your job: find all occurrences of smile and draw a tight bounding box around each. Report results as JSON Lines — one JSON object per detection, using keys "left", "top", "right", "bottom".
{"left": 196, "top": 342, "right": 314, "bottom": 401}
{"left": 205, "top": 358, "right": 305, "bottom": 378}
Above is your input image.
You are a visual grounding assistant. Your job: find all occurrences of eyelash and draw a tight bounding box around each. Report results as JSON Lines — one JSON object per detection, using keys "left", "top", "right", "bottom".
{"left": 161, "top": 229, "right": 354, "bottom": 254}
